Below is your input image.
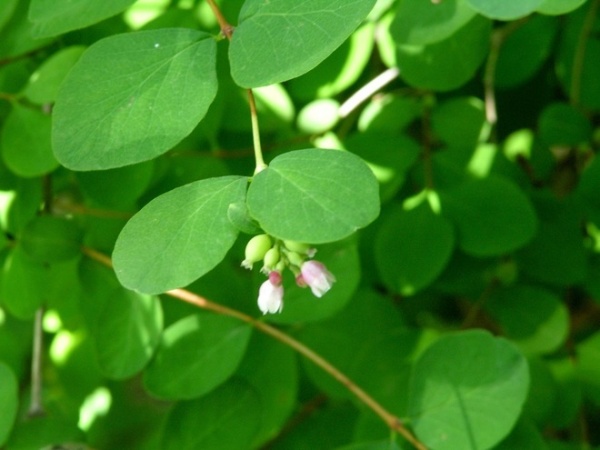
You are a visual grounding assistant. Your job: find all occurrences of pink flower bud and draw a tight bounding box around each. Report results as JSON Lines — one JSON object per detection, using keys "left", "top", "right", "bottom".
{"left": 258, "top": 272, "right": 284, "bottom": 314}
{"left": 298, "top": 260, "right": 336, "bottom": 298}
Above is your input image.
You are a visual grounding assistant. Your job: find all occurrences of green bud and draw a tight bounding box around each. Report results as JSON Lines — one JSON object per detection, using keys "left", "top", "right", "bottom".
{"left": 263, "top": 247, "right": 280, "bottom": 269}
{"left": 284, "top": 240, "right": 310, "bottom": 254}
{"left": 242, "top": 234, "right": 272, "bottom": 269}
{"left": 287, "top": 251, "right": 304, "bottom": 267}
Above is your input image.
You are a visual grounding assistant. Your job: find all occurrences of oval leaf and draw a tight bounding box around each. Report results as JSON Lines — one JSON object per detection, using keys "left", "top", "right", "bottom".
{"left": 161, "top": 380, "right": 261, "bottom": 449}
{"left": 246, "top": 149, "right": 380, "bottom": 243}
{"left": 375, "top": 203, "right": 454, "bottom": 296}
{"left": 113, "top": 176, "right": 247, "bottom": 294}
{"left": 80, "top": 259, "right": 163, "bottom": 379}
{"left": 465, "top": 0, "right": 544, "bottom": 20}
{"left": 409, "top": 330, "right": 529, "bottom": 450}
{"left": 440, "top": 176, "right": 538, "bottom": 256}
{"left": 29, "top": 0, "right": 136, "bottom": 38}
{"left": 0, "top": 362, "right": 18, "bottom": 446}
{"left": 397, "top": 16, "right": 490, "bottom": 91}
{"left": 229, "top": 0, "right": 377, "bottom": 87}
{"left": 144, "top": 314, "right": 252, "bottom": 400}
{"left": 1, "top": 103, "right": 58, "bottom": 177}
{"left": 53, "top": 28, "right": 218, "bottom": 170}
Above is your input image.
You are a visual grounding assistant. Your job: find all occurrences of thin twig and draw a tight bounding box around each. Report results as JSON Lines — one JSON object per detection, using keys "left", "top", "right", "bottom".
{"left": 28, "top": 308, "right": 45, "bottom": 417}
{"left": 338, "top": 67, "right": 400, "bottom": 118}
{"left": 205, "top": 0, "right": 234, "bottom": 39}
{"left": 482, "top": 18, "right": 529, "bottom": 135}
{"left": 81, "top": 247, "right": 427, "bottom": 450}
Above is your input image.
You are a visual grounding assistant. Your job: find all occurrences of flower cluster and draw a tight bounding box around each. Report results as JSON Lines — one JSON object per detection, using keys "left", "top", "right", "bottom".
{"left": 241, "top": 234, "right": 336, "bottom": 314}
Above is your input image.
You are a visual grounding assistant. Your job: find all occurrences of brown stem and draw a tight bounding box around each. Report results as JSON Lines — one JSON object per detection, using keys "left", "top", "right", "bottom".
{"left": 28, "top": 307, "right": 45, "bottom": 417}
{"left": 206, "top": 0, "right": 234, "bottom": 40}
{"left": 82, "top": 247, "right": 427, "bottom": 450}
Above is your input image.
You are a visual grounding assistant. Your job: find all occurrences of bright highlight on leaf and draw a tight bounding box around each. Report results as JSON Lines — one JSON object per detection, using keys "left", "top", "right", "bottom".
{"left": 52, "top": 28, "right": 218, "bottom": 170}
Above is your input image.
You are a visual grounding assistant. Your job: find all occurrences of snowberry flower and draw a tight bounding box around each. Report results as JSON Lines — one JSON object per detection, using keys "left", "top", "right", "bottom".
{"left": 257, "top": 271, "right": 284, "bottom": 314}
{"left": 296, "top": 260, "right": 336, "bottom": 298}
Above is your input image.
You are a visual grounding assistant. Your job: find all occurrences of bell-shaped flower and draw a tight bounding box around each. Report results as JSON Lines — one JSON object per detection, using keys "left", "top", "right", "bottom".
{"left": 257, "top": 271, "right": 284, "bottom": 314}
{"left": 297, "top": 260, "right": 336, "bottom": 298}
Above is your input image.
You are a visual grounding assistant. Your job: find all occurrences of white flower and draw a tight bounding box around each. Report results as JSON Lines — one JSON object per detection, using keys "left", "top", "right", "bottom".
{"left": 297, "top": 260, "right": 336, "bottom": 298}
{"left": 257, "top": 272, "right": 284, "bottom": 314}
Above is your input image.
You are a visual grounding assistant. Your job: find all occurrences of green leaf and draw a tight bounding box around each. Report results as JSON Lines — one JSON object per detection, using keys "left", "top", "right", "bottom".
{"left": 464, "top": 0, "right": 544, "bottom": 20}
{"left": 161, "top": 380, "right": 261, "bottom": 449}
{"left": 0, "top": 0, "right": 18, "bottom": 33}
{"left": 555, "top": 2, "right": 600, "bottom": 110}
{"left": 267, "top": 240, "right": 360, "bottom": 324}
{"left": 23, "top": 46, "right": 86, "bottom": 104}
{"left": 495, "top": 16, "right": 558, "bottom": 89}
{"left": 440, "top": 176, "right": 538, "bottom": 257}
{"left": 246, "top": 149, "right": 380, "bottom": 243}
{"left": 28, "top": 0, "right": 136, "bottom": 38}
{"left": 431, "top": 97, "right": 487, "bottom": 149}
{"left": 486, "top": 285, "right": 569, "bottom": 355}
{"left": 537, "top": 0, "right": 587, "bottom": 15}
{"left": 0, "top": 0, "right": 53, "bottom": 59}
{"left": 287, "top": 22, "right": 375, "bottom": 101}
{"left": 538, "top": 102, "right": 592, "bottom": 146}
{"left": 1, "top": 103, "right": 58, "bottom": 177}
{"left": 391, "top": 0, "right": 477, "bottom": 46}
{"left": 1, "top": 247, "right": 46, "bottom": 319}
{"left": 20, "top": 216, "right": 82, "bottom": 263}
{"left": 375, "top": 203, "right": 455, "bottom": 296}
{"left": 144, "top": 314, "right": 252, "bottom": 400}
{"left": 409, "top": 330, "right": 529, "bottom": 450}
{"left": 237, "top": 332, "right": 298, "bottom": 447}
{"left": 52, "top": 29, "right": 218, "bottom": 170}
{"left": 229, "top": 0, "right": 377, "bottom": 87}
{"left": 113, "top": 176, "right": 247, "bottom": 295}
{"left": 0, "top": 362, "right": 18, "bottom": 446}
{"left": 79, "top": 259, "right": 163, "bottom": 379}
{"left": 397, "top": 15, "right": 490, "bottom": 91}
{"left": 76, "top": 160, "right": 155, "bottom": 207}
{"left": 516, "top": 195, "right": 586, "bottom": 286}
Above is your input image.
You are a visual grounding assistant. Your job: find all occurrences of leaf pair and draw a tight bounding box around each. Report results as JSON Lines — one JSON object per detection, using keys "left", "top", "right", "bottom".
{"left": 52, "top": 0, "right": 377, "bottom": 171}
{"left": 113, "top": 149, "right": 379, "bottom": 295}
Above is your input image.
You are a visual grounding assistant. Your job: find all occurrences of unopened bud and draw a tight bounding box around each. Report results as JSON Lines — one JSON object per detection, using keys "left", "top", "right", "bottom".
{"left": 287, "top": 251, "right": 304, "bottom": 267}
{"left": 263, "top": 247, "right": 280, "bottom": 270}
{"left": 284, "top": 240, "right": 311, "bottom": 254}
{"left": 242, "top": 234, "right": 272, "bottom": 269}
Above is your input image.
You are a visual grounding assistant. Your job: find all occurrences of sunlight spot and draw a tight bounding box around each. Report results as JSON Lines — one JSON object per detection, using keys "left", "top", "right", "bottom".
{"left": 79, "top": 387, "right": 112, "bottom": 431}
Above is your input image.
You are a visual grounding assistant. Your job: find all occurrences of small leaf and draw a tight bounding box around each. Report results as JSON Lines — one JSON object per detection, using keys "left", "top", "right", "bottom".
{"left": 464, "top": 0, "right": 544, "bottom": 20}
{"left": 246, "top": 149, "right": 380, "bottom": 243}
{"left": 0, "top": 362, "right": 18, "bottom": 446}
{"left": 28, "top": 0, "right": 136, "bottom": 38}
{"left": 20, "top": 216, "right": 82, "bottom": 263}
{"left": 229, "top": 0, "right": 377, "bottom": 87}
{"left": 487, "top": 285, "right": 569, "bottom": 355}
{"left": 79, "top": 259, "right": 163, "bottom": 379}
{"left": 161, "top": 380, "right": 261, "bottom": 448}
{"left": 113, "top": 176, "right": 247, "bottom": 294}
{"left": 391, "top": 0, "right": 477, "bottom": 46}
{"left": 397, "top": 16, "right": 490, "bottom": 91}
{"left": 1, "top": 104, "right": 58, "bottom": 177}
{"left": 1, "top": 248, "right": 46, "bottom": 319}
{"left": 538, "top": 102, "right": 592, "bottom": 146}
{"left": 144, "top": 314, "right": 252, "bottom": 400}
{"left": 440, "top": 176, "right": 538, "bottom": 256}
{"left": 52, "top": 29, "right": 218, "bottom": 170}
{"left": 409, "top": 330, "right": 529, "bottom": 450}
{"left": 537, "top": 0, "right": 587, "bottom": 15}
{"left": 375, "top": 203, "right": 454, "bottom": 296}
